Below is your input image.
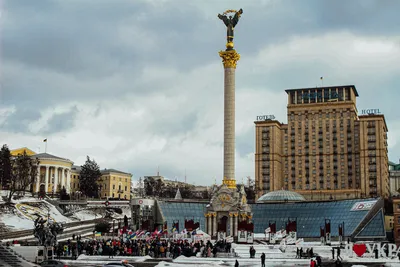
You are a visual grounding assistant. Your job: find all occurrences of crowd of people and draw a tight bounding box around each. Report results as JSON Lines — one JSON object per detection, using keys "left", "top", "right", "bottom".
{"left": 55, "top": 235, "right": 233, "bottom": 259}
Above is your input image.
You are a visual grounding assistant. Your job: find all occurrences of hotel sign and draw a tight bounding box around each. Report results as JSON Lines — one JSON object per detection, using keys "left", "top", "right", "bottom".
{"left": 350, "top": 200, "right": 377, "bottom": 211}
{"left": 256, "top": 115, "right": 275, "bottom": 121}
{"left": 360, "top": 109, "right": 380, "bottom": 115}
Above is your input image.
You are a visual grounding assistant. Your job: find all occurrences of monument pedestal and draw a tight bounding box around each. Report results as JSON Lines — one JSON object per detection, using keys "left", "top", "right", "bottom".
{"left": 205, "top": 184, "right": 252, "bottom": 240}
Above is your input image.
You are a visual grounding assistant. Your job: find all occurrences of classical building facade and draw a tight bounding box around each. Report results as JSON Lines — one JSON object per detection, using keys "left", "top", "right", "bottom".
{"left": 10, "top": 147, "right": 132, "bottom": 198}
{"left": 71, "top": 166, "right": 132, "bottom": 199}
{"left": 255, "top": 85, "right": 389, "bottom": 200}
{"left": 11, "top": 148, "right": 73, "bottom": 194}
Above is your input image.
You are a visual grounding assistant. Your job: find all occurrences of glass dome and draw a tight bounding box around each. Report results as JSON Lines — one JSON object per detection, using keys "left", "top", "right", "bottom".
{"left": 257, "top": 190, "right": 306, "bottom": 203}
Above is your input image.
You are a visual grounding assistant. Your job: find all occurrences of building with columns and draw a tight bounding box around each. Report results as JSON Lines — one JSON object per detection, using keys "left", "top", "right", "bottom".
{"left": 10, "top": 148, "right": 73, "bottom": 194}
{"left": 10, "top": 147, "right": 132, "bottom": 198}
{"left": 35, "top": 153, "right": 73, "bottom": 194}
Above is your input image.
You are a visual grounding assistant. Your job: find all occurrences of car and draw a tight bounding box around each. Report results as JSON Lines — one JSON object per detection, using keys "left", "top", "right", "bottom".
{"left": 102, "top": 261, "right": 134, "bottom": 267}
{"left": 40, "top": 260, "right": 67, "bottom": 267}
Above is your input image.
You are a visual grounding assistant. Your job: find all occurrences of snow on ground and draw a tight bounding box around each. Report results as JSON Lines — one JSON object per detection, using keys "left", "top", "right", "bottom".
{"left": 0, "top": 193, "right": 73, "bottom": 231}
{"left": 42, "top": 201, "right": 72, "bottom": 223}
{"left": 71, "top": 210, "right": 102, "bottom": 221}
{"left": 1, "top": 213, "right": 34, "bottom": 230}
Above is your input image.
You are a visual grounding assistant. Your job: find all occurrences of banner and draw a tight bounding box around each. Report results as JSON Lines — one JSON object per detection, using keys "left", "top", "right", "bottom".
{"left": 246, "top": 232, "right": 254, "bottom": 244}
{"left": 350, "top": 200, "right": 377, "bottom": 212}
{"left": 289, "top": 231, "right": 297, "bottom": 241}
{"left": 270, "top": 233, "right": 276, "bottom": 244}
{"left": 238, "top": 230, "right": 247, "bottom": 243}
{"left": 326, "top": 233, "right": 331, "bottom": 245}
{"left": 218, "top": 232, "right": 226, "bottom": 241}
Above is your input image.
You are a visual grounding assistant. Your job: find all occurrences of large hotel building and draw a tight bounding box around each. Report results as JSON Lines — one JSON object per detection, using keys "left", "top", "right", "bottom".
{"left": 255, "top": 85, "right": 389, "bottom": 200}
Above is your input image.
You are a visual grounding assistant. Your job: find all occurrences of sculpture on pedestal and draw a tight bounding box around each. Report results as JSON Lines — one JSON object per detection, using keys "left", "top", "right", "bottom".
{"left": 218, "top": 9, "right": 243, "bottom": 50}
{"left": 33, "top": 216, "right": 64, "bottom": 247}
{"left": 205, "top": 8, "right": 252, "bottom": 242}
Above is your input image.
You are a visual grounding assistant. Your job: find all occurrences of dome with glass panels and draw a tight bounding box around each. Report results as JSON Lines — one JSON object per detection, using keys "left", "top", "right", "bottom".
{"left": 257, "top": 190, "right": 306, "bottom": 203}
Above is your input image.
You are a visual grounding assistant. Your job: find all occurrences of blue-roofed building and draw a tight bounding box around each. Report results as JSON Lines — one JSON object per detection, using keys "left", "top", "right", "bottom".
{"left": 156, "top": 196, "right": 386, "bottom": 241}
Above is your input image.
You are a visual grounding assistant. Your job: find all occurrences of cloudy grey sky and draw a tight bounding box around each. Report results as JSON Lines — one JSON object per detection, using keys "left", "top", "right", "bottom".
{"left": 1, "top": 0, "right": 399, "bottom": 186}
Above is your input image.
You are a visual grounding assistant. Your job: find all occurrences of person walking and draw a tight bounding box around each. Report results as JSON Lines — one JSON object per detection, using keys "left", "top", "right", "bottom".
{"left": 261, "top": 252, "right": 266, "bottom": 267}
{"left": 337, "top": 247, "right": 342, "bottom": 261}
{"left": 235, "top": 259, "right": 239, "bottom": 267}
{"left": 316, "top": 255, "right": 322, "bottom": 267}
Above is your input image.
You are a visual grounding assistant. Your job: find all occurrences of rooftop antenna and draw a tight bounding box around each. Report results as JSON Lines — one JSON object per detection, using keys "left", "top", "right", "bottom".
{"left": 320, "top": 76, "right": 324, "bottom": 87}
{"left": 184, "top": 169, "right": 187, "bottom": 184}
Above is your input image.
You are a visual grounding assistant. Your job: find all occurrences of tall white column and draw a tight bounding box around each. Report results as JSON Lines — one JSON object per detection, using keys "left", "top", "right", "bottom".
{"left": 53, "top": 167, "right": 59, "bottom": 194}
{"left": 207, "top": 216, "right": 211, "bottom": 236}
{"left": 229, "top": 213, "right": 233, "bottom": 236}
{"left": 213, "top": 213, "right": 217, "bottom": 237}
{"left": 36, "top": 166, "right": 40, "bottom": 193}
{"left": 234, "top": 214, "right": 238, "bottom": 237}
{"left": 66, "top": 169, "right": 71, "bottom": 193}
{"left": 45, "top": 166, "right": 49, "bottom": 193}
{"left": 219, "top": 50, "right": 240, "bottom": 189}
{"left": 60, "top": 168, "right": 65, "bottom": 190}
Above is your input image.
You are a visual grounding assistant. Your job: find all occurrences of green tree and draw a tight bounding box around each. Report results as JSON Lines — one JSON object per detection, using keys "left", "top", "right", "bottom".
{"left": 0, "top": 144, "right": 12, "bottom": 190}
{"left": 79, "top": 156, "right": 101, "bottom": 198}
{"left": 8, "top": 151, "right": 39, "bottom": 201}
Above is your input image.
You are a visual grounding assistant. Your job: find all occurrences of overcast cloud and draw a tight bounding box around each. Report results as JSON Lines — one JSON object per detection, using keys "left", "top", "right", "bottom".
{"left": 1, "top": 0, "right": 399, "bottom": 185}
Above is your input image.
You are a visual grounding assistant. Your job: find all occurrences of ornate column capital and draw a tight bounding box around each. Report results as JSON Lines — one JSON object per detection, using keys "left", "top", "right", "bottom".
{"left": 229, "top": 212, "right": 234, "bottom": 217}
{"left": 233, "top": 212, "right": 239, "bottom": 217}
{"left": 222, "top": 178, "right": 236, "bottom": 189}
{"left": 219, "top": 50, "right": 240, "bottom": 69}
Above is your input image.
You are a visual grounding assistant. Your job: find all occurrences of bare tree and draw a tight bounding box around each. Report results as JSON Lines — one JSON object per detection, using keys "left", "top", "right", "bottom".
{"left": 8, "top": 151, "right": 39, "bottom": 201}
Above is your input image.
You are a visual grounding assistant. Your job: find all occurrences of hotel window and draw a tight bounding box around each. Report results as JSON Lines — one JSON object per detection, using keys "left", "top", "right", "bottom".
{"left": 113, "top": 185, "right": 115, "bottom": 189}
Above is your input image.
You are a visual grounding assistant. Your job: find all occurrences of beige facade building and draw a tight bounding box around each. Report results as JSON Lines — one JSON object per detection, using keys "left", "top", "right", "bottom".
{"left": 71, "top": 166, "right": 132, "bottom": 199}
{"left": 10, "top": 147, "right": 132, "bottom": 198}
{"left": 255, "top": 85, "right": 389, "bottom": 200}
{"left": 11, "top": 148, "right": 73, "bottom": 194}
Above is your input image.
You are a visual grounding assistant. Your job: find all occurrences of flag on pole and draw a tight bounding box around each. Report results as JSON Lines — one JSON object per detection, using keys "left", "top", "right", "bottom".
{"left": 320, "top": 76, "right": 323, "bottom": 80}
{"left": 43, "top": 139, "right": 47, "bottom": 142}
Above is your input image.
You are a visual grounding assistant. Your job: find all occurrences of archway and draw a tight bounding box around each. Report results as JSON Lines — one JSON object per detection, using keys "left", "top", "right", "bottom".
{"left": 217, "top": 216, "right": 228, "bottom": 232}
